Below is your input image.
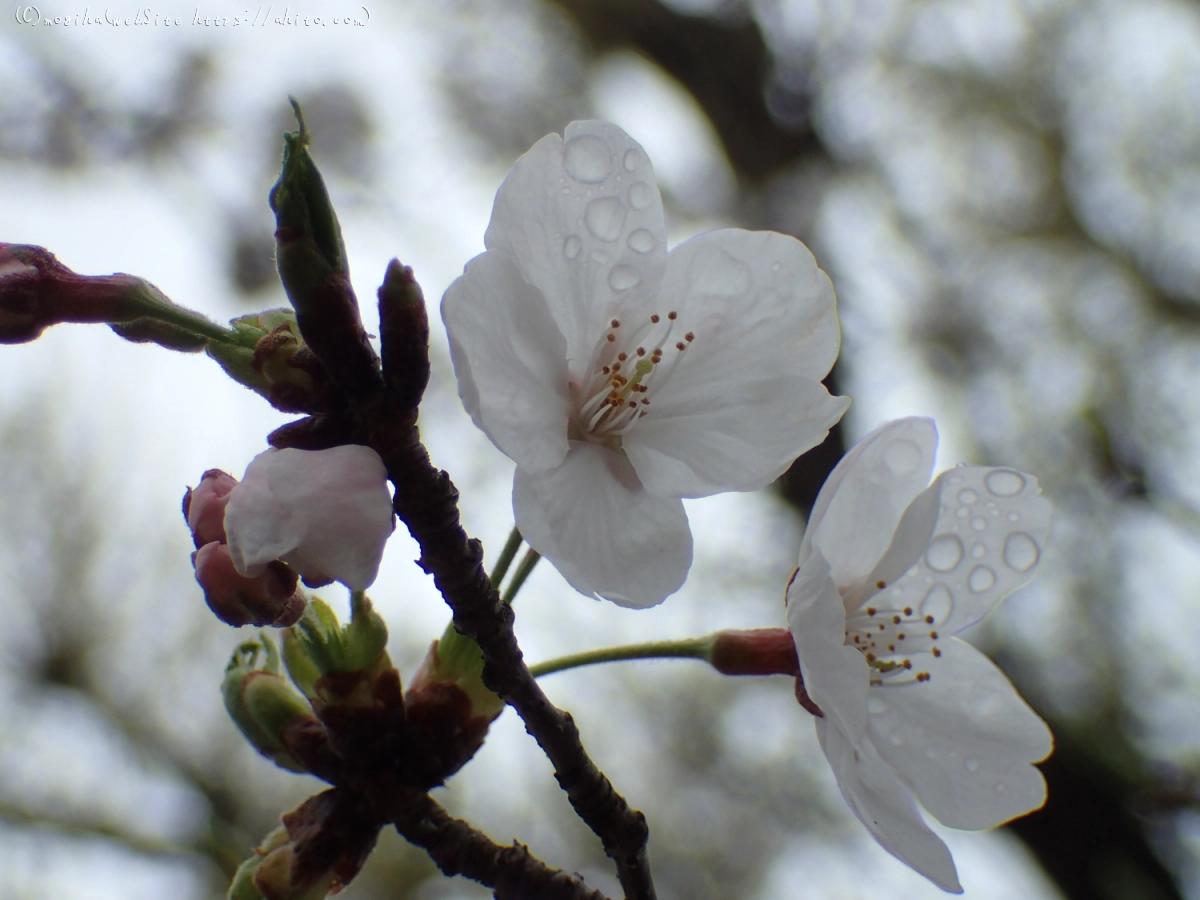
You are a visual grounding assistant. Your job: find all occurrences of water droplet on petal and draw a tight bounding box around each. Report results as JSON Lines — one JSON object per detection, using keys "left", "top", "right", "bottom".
{"left": 985, "top": 469, "right": 1025, "bottom": 496}
{"left": 607, "top": 264, "right": 641, "bottom": 291}
{"left": 968, "top": 565, "right": 996, "bottom": 592}
{"left": 628, "top": 181, "right": 654, "bottom": 210}
{"left": 971, "top": 543, "right": 986, "bottom": 559}
{"left": 561, "top": 186, "right": 572, "bottom": 195}
{"left": 627, "top": 228, "right": 657, "bottom": 254}
{"left": 867, "top": 696, "right": 889, "bottom": 715}
{"left": 1003, "top": 532, "right": 1040, "bottom": 573}
{"left": 955, "top": 507, "right": 969, "bottom": 519}
{"left": 564, "top": 134, "right": 612, "bottom": 183}
{"left": 623, "top": 148, "right": 639, "bottom": 172}
{"left": 1007, "top": 511, "right": 1020, "bottom": 522}
{"left": 971, "top": 517, "right": 987, "bottom": 531}
{"left": 771, "top": 261, "right": 781, "bottom": 272}
{"left": 584, "top": 197, "right": 627, "bottom": 242}
{"left": 889, "top": 733, "right": 904, "bottom": 746}
{"left": 995, "top": 783, "right": 1007, "bottom": 793}
{"left": 920, "top": 584, "right": 954, "bottom": 622}
{"left": 883, "top": 439, "right": 922, "bottom": 475}
{"left": 563, "top": 235, "right": 582, "bottom": 260}
{"left": 965, "top": 756, "right": 981, "bottom": 773}
{"left": 958, "top": 489, "right": 979, "bottom": 505}
{"left": 925, "top": 535, "right": 963, "bottom": 572}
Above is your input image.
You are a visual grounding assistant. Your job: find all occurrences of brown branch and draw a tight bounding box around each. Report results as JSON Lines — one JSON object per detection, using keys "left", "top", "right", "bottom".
{"left": 392, "top": 790, "right": 612, "bottom": 900}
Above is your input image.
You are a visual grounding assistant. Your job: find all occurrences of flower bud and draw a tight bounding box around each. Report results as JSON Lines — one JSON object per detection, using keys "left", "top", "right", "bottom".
{"left": 222, "top": 636, "right": 317, "bottom": 773}
{"left": 193, "top": 542, "right": 305, "bottom": 628}
{"left": 183, "top": 469, "right": 238, "bottom": 548}
{"left": 282, "top": 595, "right": 391, "bottom": 703}
{"left": 207, "top": 308, "right": 325, "bottom": 413}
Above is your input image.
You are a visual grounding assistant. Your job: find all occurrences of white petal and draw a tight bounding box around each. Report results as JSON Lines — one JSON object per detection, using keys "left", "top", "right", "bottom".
{"left": 787, "top": 548, "right": 870, "bottom": 742}
{"left": 484, "top": 121, "right": 668, "bottom": 368}
{"left": 626, "top": 377, "right": 847, "bottom": 499}
{"left": 803, "top": 417, "right": 938, "bottom": 590}
{"left": 866, "top": 639, "right": 1052, "bottom": 831}
{"left": 442, "top": 250, "right": 570, "bottom": 473}
{"left": 876, "top": 466, "right": 1052, "bottom": 636}
{"left": 512, "top": 441, "right": 691, "bottom": 607}
{"left": 817, "top": 719, "right": 963, "bottom": 893}
{"left": 224, "top": 446, "right": 395, "bottom": 591}
{"left": 622, "top": 229, "right": 847, "bottom": 497}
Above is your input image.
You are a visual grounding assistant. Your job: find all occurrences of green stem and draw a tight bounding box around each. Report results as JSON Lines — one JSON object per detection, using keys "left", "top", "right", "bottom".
{"left": 489, "top": 526, "right": 523, "bottom": 589}
{"left": 528, "top": 637, "right": 714, "bottom": 678}
{"left": 500, "top": 548, "right": 541, "bottom": 605}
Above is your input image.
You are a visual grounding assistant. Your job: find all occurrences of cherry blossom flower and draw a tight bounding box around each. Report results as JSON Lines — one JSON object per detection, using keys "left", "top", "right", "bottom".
{"left": 224, "top": 445, "right": 395, "bottom": 592}
{"left": 442, "top": 120, "right": 848, "bottom": 607}
{"left": 786, "top": 417, "right": 1053, "bottom": 892}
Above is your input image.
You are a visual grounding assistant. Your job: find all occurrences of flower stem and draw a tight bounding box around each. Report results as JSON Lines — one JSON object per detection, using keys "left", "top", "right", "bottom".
{"left": 500, "top": 548, "right": 541, "bottom": 605}
{"left": 528, "top": 637, "right": 714, "bottom": 678}
{"left": 489, "top": 526, "right": 523, "bottom": 589}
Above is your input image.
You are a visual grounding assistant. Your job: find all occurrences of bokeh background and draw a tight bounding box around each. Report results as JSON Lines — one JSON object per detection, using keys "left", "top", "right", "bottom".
{"left": 2, "top": 0, "right": 1199, "bottom": 897}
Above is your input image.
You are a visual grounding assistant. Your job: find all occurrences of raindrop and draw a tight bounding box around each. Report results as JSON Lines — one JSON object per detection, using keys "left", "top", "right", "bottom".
{"left": 867, "top": 696, "right": 889, "bottom": 715}
{"left": 970, "top": 517, "right": 987, "bottom": 531}
{"left": 1006, "top": 512, "right": 1020, "bottom": 523}
{"left": 964, "top": 756, "right": 981, "bottom": 773}
{"left": 628, "top": 181, "right": 654, "bottom": 210}
{"left": 948, "top": 475, "right": 964, "bottom": 485}
{"left": 607, "top": 265, "right": 641, "bottom": 291}
{"left": 958, "top": 489, "right": 978, "bottom": 505}
{"left": 883, "top": 439, "right": 922, "bottom": 475}
{"left": 995, "top": 783, "right": 1007, "bottom": 793}
{"left": 627, "top": 228, "right": 657, "bottom": 254}
{"left": 561, "top": 187, "right": 572, "bottom": 195}
{"left": 925, "top": 535, "right": 963, "bottom": 572}
{"left": 623, "top": 148, "right": 639, "bottom": 172}
{"left": 968, "top": 566, "right": 996, "bottom": 592}
{"left": 920, "top": 584, "right": 954, "bottom": 622}
{"left": 889, "top": 733, "right": 904, "bottom": 746}
{"left": 771, "top": 261, "right": 781, "bottom": 272}
{"left": 955, "top": 507, "right": 969, "bottom": 519}
{"left": 563, "top": 235, "right": 582, "bottom": 260}
{"left": 1003, "top": 532, "right": 1040, "bottom": 573}
{"left": 564, "top": 134, "right": 612, "bottom": 183}
{"left": 584, "top": 197, "right": 626, "bottom": 242}
{"left": 971, "top": 544, "right": 986, "bottom": 559}
{"left": 985, "top": 469, "right": 1025, "bottom": 496}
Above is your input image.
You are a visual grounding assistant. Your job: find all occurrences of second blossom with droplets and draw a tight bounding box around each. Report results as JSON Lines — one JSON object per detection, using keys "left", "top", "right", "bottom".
{"left": 442, "top": 120, "right": 848, "bottom": 607}
{"left": 787, "top": 417, "right": 1053, "bottom": 892}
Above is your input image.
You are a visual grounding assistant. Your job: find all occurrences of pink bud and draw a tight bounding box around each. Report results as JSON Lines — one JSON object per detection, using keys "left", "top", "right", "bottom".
{"left": 183, "top": 469, "right": 239, "bottom": 548}
{"left": 192, "top": 541, "right": 305, "bottom": 627}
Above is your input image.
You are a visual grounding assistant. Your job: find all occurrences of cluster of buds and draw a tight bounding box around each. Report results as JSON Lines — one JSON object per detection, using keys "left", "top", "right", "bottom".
{"left": 184, "top": 469, "right": 306, "bottom": 627}
{"left": 227, "top": 791, "right": 378, "bottom": 900}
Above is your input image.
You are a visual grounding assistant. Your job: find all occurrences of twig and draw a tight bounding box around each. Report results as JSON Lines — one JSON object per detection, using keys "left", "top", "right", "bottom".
{"left": 391, "top": 790, "right": 612, "bottom": 900}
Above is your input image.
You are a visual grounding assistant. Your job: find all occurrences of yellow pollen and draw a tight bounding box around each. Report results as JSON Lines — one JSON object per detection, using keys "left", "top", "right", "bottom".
{"left": 929, "top": 631, "right": 938, "bottom": 640}
{"left": 903, "top": 607, "right": 913, "bottom": 616}
{"left": 925, "top": 615, "right": 934, "bottom": 624}
{"left": 892, "top": 615, "right": 901, "bottom": 625}
{"left": 902, "top": 660, "right": 912, "bottom": 669}
{"left": 876, "top": 580, "right": 887, "bottom": 589}
{"left": 866, "top": 607, "right": 877, "bottom": 617}
{"left": 932, "top": 647, "right": 942, "bottom": 657}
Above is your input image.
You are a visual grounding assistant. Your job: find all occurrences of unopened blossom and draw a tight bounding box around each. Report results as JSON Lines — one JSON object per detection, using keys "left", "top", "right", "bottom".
{"left": 183, "top": 468, "right": 237, "bottom": 548}
{"left": 442, "top": 120, "right": 848, "bottom": 607}
{"left": 224, "top": 445, "right": 395, "bottom": 592}
{"left": 192, "top": 541, "right": 305, "bottom": 628}
{"left": 786, "top": 417, "right": 1053, "bottom": 892}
